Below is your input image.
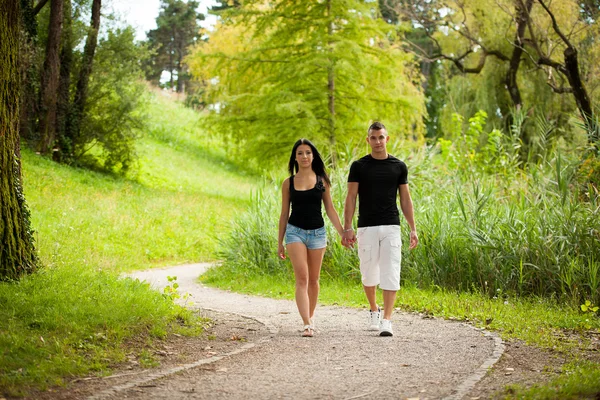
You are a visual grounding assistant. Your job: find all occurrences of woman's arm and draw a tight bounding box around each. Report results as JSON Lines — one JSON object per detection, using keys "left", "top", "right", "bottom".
{"left": 322, "top": 182, "right": 344, "bottom": 236}
{"left": 278, "top": 178, "right": 291, "bottom": 259}
{"left": 342, "top": 182, "right": 359, "bottom": 247}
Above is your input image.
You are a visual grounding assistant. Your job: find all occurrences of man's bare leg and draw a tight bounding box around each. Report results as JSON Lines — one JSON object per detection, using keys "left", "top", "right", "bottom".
{"left": 363, "top": 285, "right": 378, "bottom": 311}
{"left": 382, "top": 290, "right": 397, "bottom": 319}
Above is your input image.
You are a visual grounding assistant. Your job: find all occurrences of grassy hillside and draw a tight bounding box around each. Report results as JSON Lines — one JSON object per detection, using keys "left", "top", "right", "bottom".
{"left": 1, "top": 91, "right": 259, "bottom": 396}
{"left": 25, "top": 91, "right": 258, "bottom": 272}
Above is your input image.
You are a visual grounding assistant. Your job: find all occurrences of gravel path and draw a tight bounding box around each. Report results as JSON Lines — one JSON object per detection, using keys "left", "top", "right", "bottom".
{"left": 101, "top": 263, "right": 504, "bottom": 400}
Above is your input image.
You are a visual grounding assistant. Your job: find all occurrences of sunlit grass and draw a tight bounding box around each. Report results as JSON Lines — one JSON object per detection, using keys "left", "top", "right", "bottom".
{"left": 23, "top": 94, "right": 259, "bottom": 272}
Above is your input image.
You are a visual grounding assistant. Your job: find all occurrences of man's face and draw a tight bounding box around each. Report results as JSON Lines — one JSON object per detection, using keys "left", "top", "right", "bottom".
{"left": 367, "top": 129, "right": 389, "bottom": 153}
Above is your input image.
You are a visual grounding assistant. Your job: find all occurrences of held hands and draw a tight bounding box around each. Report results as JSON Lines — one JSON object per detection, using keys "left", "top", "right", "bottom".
{"left": 278, "top": 243, "right": 286, "bottom": 260}
{"left": 341, "top": 229, "right": 356, "bottom": 249}
{"left": 409, "top": 230, "right": 419, "bottom": 250}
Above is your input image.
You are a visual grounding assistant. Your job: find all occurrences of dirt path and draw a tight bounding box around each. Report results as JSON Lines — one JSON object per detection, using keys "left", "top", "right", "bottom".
{"left": 80, "top": 263, "right": 505, "bottom": 400}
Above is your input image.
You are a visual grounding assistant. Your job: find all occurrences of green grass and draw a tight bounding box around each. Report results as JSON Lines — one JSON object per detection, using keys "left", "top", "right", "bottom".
{"left": 501, "top": 360, "right": 600, "bottom": 399}
{"left": 24, "top": 93, "right": 258, "bottom": 272}
{"left": 1, "top": 92, "right": 259, "bottom": 396}
{"left": 0, "top": 264, "right": 204, "bottom": 396}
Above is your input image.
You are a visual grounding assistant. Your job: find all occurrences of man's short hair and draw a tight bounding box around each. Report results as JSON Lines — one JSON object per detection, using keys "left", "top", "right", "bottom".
{"left": 368, "top": 121, "right": 386, "bottom": 134}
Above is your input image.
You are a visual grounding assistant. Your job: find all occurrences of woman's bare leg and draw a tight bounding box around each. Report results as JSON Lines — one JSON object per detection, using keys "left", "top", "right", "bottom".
{"left": 287, "top": 243, "right": 311, "bottom": 327}
{"left": 307, "top": 247, "right": 325, "bottom": 323}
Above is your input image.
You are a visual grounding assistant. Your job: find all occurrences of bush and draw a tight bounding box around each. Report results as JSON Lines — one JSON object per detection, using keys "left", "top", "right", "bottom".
{"left": 76, "top": 27, "right": 149, "bottom": 172}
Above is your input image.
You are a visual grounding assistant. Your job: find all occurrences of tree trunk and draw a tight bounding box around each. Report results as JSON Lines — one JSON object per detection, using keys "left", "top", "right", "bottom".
{"left": 55, "top": 0, "right": 73, "bottom": 161}
{"left": 563, "top": 47, "right": 598, "bottom": 143}
{"left": 505, "top": 0, "right": 533, "bottom": 110}
{"left": 326, "top": 0, "right": 337, "bottom": 167}
{"left": 67, "top": 0, "right": 100, "bottom": 154}
{"left": 1, "top": 0, "right": 38, "bottom": 280}
{"left": 38, "top": 0, "right": 63, "bottom": 155}
{"left": 19, "top": 0, "right": 39, "bottom": 143}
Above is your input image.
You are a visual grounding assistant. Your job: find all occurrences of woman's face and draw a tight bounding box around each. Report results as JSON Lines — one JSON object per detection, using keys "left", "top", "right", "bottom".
{"left": 295, "top": 144, "right": 314, "bottom": 168}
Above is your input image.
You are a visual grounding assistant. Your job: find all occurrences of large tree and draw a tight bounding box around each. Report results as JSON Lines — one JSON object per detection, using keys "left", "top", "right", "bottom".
{"left": 188, "top": 0, "right": 425, "bottom": 166}
{"left": 146, "top": 0, "right": 204, "bottom": 92}
{"left": 1, "top": 0, "right": 38, "bottom": 280}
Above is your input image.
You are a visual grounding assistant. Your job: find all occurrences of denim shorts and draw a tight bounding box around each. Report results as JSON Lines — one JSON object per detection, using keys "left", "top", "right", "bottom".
{"left": 285, "top": 223, "right": 327, "bottom": 250}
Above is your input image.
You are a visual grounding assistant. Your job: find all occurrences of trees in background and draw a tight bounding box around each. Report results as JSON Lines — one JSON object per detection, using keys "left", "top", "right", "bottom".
{"left": 145, "top": 0, "right": 204, "bottom": 92}
{"left": 17, "top": 0, "right": 147, "bottom": 171}
{"left": 1, "top": 0, "right": 38, "bottom": 280}
{"left": 390, "top": 0, "right": 599, "bottom": 150}
{"left": 188, "top": 0, "right": 425, "bottom": 167}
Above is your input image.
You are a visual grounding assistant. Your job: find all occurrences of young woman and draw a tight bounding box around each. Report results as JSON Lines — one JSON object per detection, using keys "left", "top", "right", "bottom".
{"left": 278, "top": 139, "right": 344, "bottom": 337}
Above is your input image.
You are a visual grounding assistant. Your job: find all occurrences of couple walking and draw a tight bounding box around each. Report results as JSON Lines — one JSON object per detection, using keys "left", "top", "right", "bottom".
{"left": 277, "top": 122, "right": 419, "bottom": 338}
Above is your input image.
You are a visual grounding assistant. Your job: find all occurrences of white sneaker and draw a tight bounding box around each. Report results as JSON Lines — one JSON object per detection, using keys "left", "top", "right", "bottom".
{"left": 368, "top": 308, "right": 381, "bottom": 331}
{"left": 379, "top": 319, "right": 393, "bottom": 336}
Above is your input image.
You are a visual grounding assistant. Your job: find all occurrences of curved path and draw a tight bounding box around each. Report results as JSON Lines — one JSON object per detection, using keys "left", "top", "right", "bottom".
{"left": 104, "top": 263, "right": 504, "bottom": 400}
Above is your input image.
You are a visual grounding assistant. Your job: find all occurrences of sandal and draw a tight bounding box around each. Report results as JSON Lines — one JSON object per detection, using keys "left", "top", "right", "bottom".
{"left": 301, "top": 324, "right": 314, "bottom": 337}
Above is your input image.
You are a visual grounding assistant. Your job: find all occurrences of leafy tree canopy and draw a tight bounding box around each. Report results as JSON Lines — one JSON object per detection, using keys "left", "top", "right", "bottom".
{"left": 145, "top": 0, "right": 204, "bottom": 92}
{"left": 187, "top": 0, "right": 426, "bottom": 167}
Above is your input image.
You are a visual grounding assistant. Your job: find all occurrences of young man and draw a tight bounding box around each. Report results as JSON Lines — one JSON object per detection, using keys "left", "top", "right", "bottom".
{"left": 342, "top": 122, "right": 418, "bottom": 336}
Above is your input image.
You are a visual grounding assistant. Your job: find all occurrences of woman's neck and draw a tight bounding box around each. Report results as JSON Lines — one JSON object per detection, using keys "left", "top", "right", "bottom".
{"left": 295, "top": 166, "right": 314, "bottom": 177}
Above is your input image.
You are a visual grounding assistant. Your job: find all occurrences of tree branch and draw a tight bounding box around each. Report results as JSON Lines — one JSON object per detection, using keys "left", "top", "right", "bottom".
{"left": 547, "top": 83, "right": 573, "bottom": 94}
{"left": 33, "top": 0, "right": 50, "bottom": 16}
{"left": 536, "top": 0, "right": 573, "bottom": 48}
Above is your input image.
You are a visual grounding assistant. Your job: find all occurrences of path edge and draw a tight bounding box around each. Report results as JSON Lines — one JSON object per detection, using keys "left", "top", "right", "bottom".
{"left": 86, "top": 309, "right": 276, "bottom": 400}
{"left": 443, "top": 324, "right": 506, "bottom": 400}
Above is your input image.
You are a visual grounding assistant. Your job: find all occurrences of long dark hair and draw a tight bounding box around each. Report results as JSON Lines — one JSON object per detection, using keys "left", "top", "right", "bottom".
{"left": 287, "top": 138, "right": 331, "bottom": 186}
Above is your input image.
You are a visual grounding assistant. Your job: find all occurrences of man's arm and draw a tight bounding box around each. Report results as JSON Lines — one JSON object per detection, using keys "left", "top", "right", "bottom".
{"left": 399, "top": 184, "right": 418, "bottom": 249}
{"left": 343, "top": 182, "right": 359, "bottom": 247}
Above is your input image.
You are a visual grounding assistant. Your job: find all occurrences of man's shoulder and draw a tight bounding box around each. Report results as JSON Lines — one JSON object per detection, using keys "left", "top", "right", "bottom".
{"left": 387, "top": 155, "right": 408, "bottom": 167}
{"left": 350, "top": 155, "right": 371, "bottom": 168}
{"left": 387, "top": 154, "right": 403, "bottom": 163}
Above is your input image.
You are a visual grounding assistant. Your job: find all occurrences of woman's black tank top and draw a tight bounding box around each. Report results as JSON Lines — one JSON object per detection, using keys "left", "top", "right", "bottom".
{"left": 288, "top": 175, "right": 324, "bottom": 230}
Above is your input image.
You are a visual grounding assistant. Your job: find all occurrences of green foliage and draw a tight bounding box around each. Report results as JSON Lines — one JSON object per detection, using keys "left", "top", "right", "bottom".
{"left": 417, "top": 0, "right": 597, "bottom": 145}
{"left": 581, "top": 300, "right": 599, "bottom": 314}
{"left": 162, "top": 275, "right": 191, "bottom": 304}
{"left": 76, "top": 27, "right": 149, "bottom": 172}
{"left": 188, "top": 0, "right": 425, "bottom": 168}
{"left": 436, "top": 110, "right": 521, "bottom": 175}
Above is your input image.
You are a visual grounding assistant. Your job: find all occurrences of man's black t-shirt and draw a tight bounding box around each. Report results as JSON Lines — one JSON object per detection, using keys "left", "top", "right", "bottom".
{"left": 348, "top": 155, "right": 408, "bottom": 227}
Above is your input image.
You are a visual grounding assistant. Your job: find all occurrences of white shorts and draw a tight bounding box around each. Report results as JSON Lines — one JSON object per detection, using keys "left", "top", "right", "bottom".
{"left": 357, "top": 225, "right": 402, "bottom": 291}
